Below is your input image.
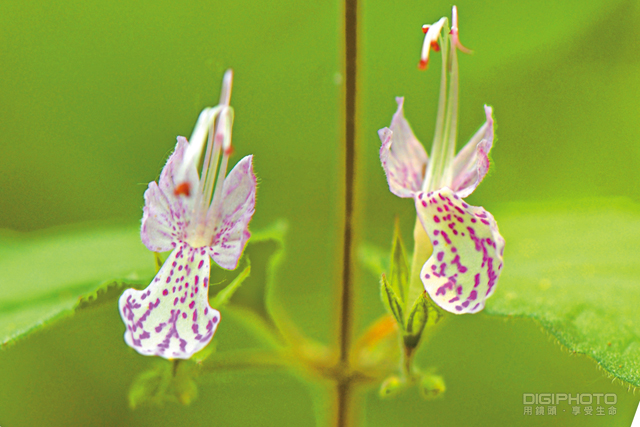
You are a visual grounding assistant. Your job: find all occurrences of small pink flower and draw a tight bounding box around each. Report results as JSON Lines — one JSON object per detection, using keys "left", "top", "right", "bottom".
{"left": 379, "top": 7, "right": 504, "bottom": 314}
{"left": 119, "top": 70, "right": 257, "bottom": 358}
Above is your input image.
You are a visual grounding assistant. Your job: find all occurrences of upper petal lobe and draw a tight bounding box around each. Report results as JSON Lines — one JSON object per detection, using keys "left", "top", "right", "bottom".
{"left": 207, "top": 155, "right": 257, "bottom": 270}
{"left": 450, "top": 105, "right": 494, "bottom": 198}
{"left": 141, "top": 137, "right": 199, "bottom": 251}
{"left": 379, "top": 97, "right": 429, "bottom": 198}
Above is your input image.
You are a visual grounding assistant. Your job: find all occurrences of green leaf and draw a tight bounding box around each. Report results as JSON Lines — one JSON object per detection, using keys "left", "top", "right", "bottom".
{"left": 486, "top": 198, "right": 640, "bottom": 387}
{"left": 233, "top": 220, "right": 289, "bottom": 331}
{"left": 211, "top": 263, "right": 251, "bottom": 308}
{"left": 389, "top": 218, "right": 409, "bottom": 304}
{"left": 0, "top": 221, "right": 286, "bottom": 349}
{"left": 211, "top": 222, "right": 286, "bottom": 316}
{"left": 380, "top": 274, "right": 404, "bottom": 328}
{"left": 0, "top": 223, "right": 154, "bottom": 347}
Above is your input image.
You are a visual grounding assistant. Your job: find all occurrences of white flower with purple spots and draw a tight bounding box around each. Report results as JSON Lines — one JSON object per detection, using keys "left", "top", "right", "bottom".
{"left": 119, "top": 70, "right": 257, "bottom": 359}
{"left": 378, "top": 7, "right": 504, "bottom": 314}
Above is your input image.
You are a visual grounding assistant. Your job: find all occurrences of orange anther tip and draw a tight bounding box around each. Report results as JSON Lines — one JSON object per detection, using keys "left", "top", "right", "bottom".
{"left": 418, "top": 59, "right": 428, "bottom": 70}
{"left": 431, "top": 41, "right": 441, "bottom": 52}
{"left": 224, "top": 145, "right": 235, "bottom": 156}
{"left": 174, "top": 182, "right": 191, "bottom": 197}
{"left": 422, "top": 25, "right": 429, "bottom": 34}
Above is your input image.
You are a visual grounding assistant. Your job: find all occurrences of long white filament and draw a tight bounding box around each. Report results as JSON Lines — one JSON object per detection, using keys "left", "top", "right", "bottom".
{"left": 183, "top": 70, "right": 235, "bottom": 248}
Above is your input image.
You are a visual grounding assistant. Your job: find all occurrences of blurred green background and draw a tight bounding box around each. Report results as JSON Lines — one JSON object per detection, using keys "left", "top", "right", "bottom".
{"left": 1, "top": 0, "right": 639, "bottom": 425}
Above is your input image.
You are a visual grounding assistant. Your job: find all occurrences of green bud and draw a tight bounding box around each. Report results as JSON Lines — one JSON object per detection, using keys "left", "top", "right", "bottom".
{"left": 379, "top": 375, "right": 405, "bottom": 399}
{"left": 420, "top": 374, "right": 446, "bottom": 400}
{"left": 128, "top": 360, "right": 201, "bottom": 409}
{"left": 403, "top": 292, "right": 430, "bottom": 348}
{"left": 380, "top": 274, "right": 405, "bottom": 328}
{"left": 403, "top": 292, "right": 443, "bottom": 349}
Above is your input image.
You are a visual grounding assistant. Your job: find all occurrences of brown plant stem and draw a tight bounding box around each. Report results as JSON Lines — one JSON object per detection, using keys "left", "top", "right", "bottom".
{"left": 336, "top": 0, "right": 358, "bottom": 423}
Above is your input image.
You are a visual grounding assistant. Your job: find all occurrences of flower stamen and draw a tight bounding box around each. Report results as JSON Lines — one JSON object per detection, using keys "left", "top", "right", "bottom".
{"left": 182, "top": 71, "right": 236, "bottom": 248}
{"left": 418, "top": 17, "right": 446, "bottom": 70}
{"left": 450, "top": 5, "right": 472, "bottom": 54}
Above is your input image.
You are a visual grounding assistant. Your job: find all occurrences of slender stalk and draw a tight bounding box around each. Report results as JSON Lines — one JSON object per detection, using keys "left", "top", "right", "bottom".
{"left": 336, "top": 0, "right": 358, "bottom": 423}
{"left": 407, "top": 219, "right": 433, "bottom": 313}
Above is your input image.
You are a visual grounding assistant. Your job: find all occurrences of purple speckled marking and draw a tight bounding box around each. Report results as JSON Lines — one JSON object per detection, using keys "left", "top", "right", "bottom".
{"left": 414, "top": 187, "right": 504, "bottom": 314}
{"left": 118, "top": 243, "right": 222, "bottom": 359}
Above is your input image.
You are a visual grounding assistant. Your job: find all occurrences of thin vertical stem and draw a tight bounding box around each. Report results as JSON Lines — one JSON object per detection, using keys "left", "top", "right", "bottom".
{"left": 337, "top": 0, "right": 358, "bottom": 423}
{"left": 340, "top": 0, "right": 357, "bottom": 365}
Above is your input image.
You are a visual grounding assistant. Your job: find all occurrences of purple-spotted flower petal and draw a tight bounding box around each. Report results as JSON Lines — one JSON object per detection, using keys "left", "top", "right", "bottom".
{"left": 120, "top": 69, "right": 257, "bottom": 358}
{"left": 415, "top": 188, "right": 504, "bottom": 314}
{"left": 119, "top": 243, "right": 219, "bottom": 359}
{"left": 141, "top": 137, "right": 194, "bottom": 252}
{"left": 378, "top": 7, "right": 504, "bottom": 315}
{"left": 207, "top": 155, "right": 257, "bottom": 270}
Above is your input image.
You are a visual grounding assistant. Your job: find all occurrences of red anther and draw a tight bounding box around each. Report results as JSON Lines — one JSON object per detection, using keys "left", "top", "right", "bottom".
{"left": 224, "top": 145, "right": 234, "bottom": 156}
{"left": 431, "top": 41, "right": 440, "bottom": 52}
{"left": 422, "top": 25, "right": 429, "bottom": 34}
{"left": 418, "top": 59, "right": 428, "bottom": 70}
{"left": 174, "top": 182, "right": 191, "bottom": 197}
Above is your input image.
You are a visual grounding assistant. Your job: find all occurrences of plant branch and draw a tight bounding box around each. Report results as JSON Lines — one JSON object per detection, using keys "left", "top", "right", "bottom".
{"left": 336, "top": 0, "right": 358, "bottom": 424}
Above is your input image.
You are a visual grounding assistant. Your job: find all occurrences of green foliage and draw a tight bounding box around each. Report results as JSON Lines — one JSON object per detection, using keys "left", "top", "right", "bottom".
{"left": 209, "top": 220, "right": 288, "bottom": 336}
{"left": 363, "top": 198, "right": 640, "bottom": 388}
{"left": 128, "top": 360, "right": 200, "bottom": 409}
{"left": 211, "top": 262, "right": 251, "bottom": 308}
{"left": 374, "top": 224, "right": 443, "bottom": 352}
{"left": 0, "top": 221, "right": 287, "bottom": 352}
{"left": 0, "top": 224, "right": 154, "bottom": 347}
{"left": 389, "top": 219, "right": 409, "bottom": 303}
{"left": 403, "top": 293, "right": 441, "bottom": 349}
{"left": 486, "top": 198, "right": 640, "bottom": 387}
{"left": 380, "top": 274, "right": 404, "bottom": 327}
{"left": 2, "top": 0, "right": 640, "bottom": 423}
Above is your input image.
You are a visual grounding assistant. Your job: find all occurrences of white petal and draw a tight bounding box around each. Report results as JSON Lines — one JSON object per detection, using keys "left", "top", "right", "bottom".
{"left": 415, "top": 187, "right": 504, "bottom": 314}
{"left": 208, "top": 155, "right": 257, "bottom": 270}
{"left": 119, "top": 243, "right": 220, "bottom": 359}
{"left": 378, "top": 97, "right": 428, "bottom": 198}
